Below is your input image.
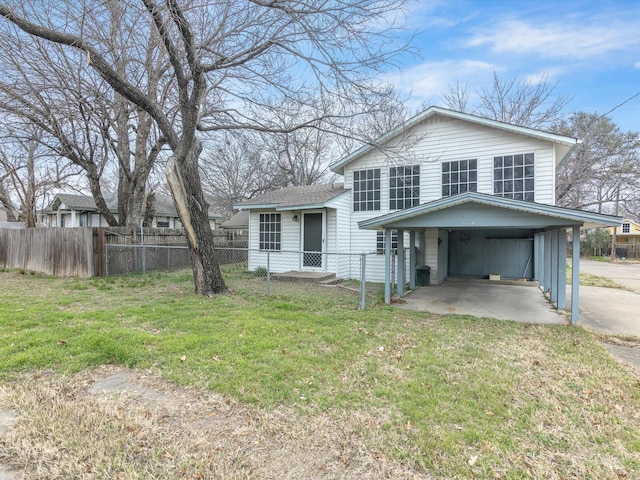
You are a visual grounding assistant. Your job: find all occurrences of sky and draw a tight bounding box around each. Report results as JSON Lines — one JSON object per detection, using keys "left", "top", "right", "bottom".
{"left": 390, "top": 0, "right": 640, "bottom": 132}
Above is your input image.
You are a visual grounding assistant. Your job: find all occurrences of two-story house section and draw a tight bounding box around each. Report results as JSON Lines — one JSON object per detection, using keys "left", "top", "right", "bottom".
{"left": 236, "top": 107, "right": 620, "bottom": 318}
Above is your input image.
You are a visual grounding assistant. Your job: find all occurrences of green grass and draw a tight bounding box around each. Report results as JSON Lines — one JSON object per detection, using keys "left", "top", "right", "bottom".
{"left": 1, "top": 266, "right": 639, "bottom": 478}
{"left": 566, "top": 265, "right": 629, "bottom": 289}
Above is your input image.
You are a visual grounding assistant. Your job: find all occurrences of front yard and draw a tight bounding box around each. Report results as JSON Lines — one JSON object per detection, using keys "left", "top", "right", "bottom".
{"left": 0, "top": 267, "right": 639, "bottom": 479}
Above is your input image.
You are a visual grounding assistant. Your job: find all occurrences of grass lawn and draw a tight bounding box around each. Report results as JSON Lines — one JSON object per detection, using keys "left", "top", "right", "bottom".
{"left": 1, "top": 266, "right": 639, "bottom": 479}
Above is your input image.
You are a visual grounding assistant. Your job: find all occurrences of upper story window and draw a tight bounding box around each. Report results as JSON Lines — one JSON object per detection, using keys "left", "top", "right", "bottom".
{"left": 389, "top": 165, "right": 420, "bottom": 210}
{"left": 353, "top": 168, "right": 380, "bottom": 212}
{"left": 442, "top": 159, "right": 477, "bottom": 197}
{"left": 259, "top": 213, "right": 281, "bottom": 250}
{"left": 494, "top": 153, "right": 534, "bottom": 202}
{"left": 376, "top": 230, "right": 398, "bottom": 254}
{"left": 622, "top": 222, "right": 630, "bottom": 233}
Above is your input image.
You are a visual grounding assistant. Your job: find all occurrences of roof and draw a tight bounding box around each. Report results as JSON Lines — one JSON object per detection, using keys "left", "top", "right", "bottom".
{"left": 54, "top": 193, "right": 99, "bottom": 211}
{"left": 329, "top": 106, "right": 580, "bottom": 174}
{"left": 234, "top": 183, "right": 348, "bottom": 210}
{"left": 221, "top": 210, "right": 249, "bottom": 229}
{"left": 358, "top": 192, "right": 621, "bottom": 231}
{"left": 0, "top": 221, "right": 25, "bottom": 229}
{"left": 47, "top": 193, "right": 221, "bottom": 219}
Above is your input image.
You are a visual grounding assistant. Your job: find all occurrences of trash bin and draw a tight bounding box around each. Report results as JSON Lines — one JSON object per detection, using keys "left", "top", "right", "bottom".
{"left": 416, "top": 266, "right": 431, "bottom": 286}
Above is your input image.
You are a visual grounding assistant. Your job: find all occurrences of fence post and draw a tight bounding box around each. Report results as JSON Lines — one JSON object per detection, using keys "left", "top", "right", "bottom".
{"left": 105, "top": 244, "right": 109, "bottom": 276}
{"left": 140, "top": 223, "right": 146, "bottom": 277}
{"left": 266, "top": 250, "right": 271, "bottom": 295}
{"left": 360, "top": 253, "right": 366, "bottom": 310}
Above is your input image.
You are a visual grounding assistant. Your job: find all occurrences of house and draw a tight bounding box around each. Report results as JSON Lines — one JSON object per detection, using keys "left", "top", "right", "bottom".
{"left": 608, "top": 218, "right": 640, "bottom": 259}
{"left": 42, "top": 193, "right": 221, "bottom": 229}
{"left": 235, "top": 106, "right": 620, "bottom": 322}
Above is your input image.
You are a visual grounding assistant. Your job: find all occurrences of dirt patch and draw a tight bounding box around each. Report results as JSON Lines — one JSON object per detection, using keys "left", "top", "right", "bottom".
{"left": 0, "top": 366, "right": 430, "bottom": 479}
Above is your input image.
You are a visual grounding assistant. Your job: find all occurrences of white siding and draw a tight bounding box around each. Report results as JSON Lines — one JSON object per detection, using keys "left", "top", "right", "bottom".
{"left": 344, "top": 115, "right": 557, "bottom": 209}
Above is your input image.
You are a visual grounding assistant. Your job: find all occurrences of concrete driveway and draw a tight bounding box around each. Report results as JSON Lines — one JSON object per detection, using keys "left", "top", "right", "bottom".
{"left": 398, "top": 278, "right": 567, "bottom": 325}
{"left": 574, "top": 259, "right": 640, "bottom": 337}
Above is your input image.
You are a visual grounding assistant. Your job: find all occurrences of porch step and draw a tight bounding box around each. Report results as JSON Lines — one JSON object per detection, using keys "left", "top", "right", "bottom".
{"left": 271, "top": 271, "right": 338, "bottom": 284}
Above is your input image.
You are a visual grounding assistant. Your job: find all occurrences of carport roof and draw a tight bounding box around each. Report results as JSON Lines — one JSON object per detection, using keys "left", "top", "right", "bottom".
{"left": 358, "top": 192, "right": 621, "bottom": 231}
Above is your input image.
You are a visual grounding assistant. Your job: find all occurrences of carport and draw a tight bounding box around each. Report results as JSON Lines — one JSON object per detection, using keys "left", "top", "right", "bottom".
{"left": 358, "top": 192, "right": 621, "bottom": 324}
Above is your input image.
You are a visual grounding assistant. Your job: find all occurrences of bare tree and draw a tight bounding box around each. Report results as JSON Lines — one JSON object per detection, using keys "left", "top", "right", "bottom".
{"left": 0, "top": 4, "right": 168, "bottom": 227}
{"left": 442, "top": 72, "right": 571, "bottom": 129}
{"left": 554, "top": 112, "right": 640, "bottom": 214}
{"left": 0, "top": 0, "right": 408, "bottom": 296}
{"left": 201, "top": 132, "right": 276, "bottom": 217}
{"left": 0, "top": 127, "right": 81, "bottom": 226}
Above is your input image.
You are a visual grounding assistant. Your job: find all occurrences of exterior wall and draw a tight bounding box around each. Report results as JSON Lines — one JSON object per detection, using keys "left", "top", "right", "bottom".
{"left": 340, "top": 114, "right": 559, "bottom": 284}
{"left": 343, "top": 115, "right": 556, "bottom": 210}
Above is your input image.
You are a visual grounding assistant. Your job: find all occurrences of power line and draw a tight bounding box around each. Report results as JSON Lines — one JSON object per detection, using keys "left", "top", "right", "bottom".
{"left": 600, "top": 91, "right": 640, "bottom": 119}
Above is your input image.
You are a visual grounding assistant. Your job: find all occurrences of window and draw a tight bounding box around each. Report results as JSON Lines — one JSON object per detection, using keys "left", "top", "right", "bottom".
{"left": 376, "top": 230, "right": 398, "bottom": 255}
{"left": 156, "top": 217, "right": 170, "bottom": 228}
{"left": 353, "top": 168, "right": 380, "bottom": 211}
{"left": 389, "top": 165, "right": 420, "bottom": 209}
{"left": 442, "top": 159, "right": 477, "bottom": 197}
{"left": 259, "top": 213, "right": 281, "bottom": 250}
{"left": 622, "top": 222, "right": 630, "bottom": 234}
{"left": 494, "top": 153, "right": 535, "bottom": 202}
{"left": 79, "top": 213, "right": 88, "bottom": 227}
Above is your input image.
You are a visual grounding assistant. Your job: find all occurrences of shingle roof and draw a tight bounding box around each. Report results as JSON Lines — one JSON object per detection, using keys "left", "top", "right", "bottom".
{"left": 221, "top": 210, "right": 249, "bottom": 229}
{"left": 55, "top": 193, "right": 99, "bottom": 210}
{"left": 235, "top": 183, "right": 347, "bottom": 209}
{"left": 48, "top": 193, "right": 221, "bottom": 219}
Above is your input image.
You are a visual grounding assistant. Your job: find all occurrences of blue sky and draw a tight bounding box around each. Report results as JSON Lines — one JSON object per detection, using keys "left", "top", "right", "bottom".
{"left": 391, "top": 0, "right": 640, "bottom": 131}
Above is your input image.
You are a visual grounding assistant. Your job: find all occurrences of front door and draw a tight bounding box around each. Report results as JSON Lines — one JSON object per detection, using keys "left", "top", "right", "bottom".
{"left": 303, "top": 212, "right": 323, "bottom": 268}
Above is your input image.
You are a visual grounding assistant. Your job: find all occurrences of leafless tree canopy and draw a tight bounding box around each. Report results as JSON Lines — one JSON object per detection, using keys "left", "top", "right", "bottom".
{"left": 554, "top": 112, "right": 640, "bottom": 216}
{"left": 0, "top": 0, "right": 409, "bottom": 295}
{"left": 442, "top": 72, "right": 571, "bottom": 130}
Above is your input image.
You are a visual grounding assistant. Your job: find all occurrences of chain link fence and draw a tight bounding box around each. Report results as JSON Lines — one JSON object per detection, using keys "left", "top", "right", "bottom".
{"left": 105, "top": 244, "right": 384, "bottom": 308}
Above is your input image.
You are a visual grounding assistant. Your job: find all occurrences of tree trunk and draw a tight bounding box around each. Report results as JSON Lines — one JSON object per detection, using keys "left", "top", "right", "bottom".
{"left": 166, "top": 140, "right": 227, "bottom": 296}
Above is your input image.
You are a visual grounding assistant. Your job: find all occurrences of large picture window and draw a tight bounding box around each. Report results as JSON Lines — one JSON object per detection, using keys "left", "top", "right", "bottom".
{"left": 259, "top": 213, "right": 281, "bottom": 250}
{"left": 494, "top": 153, "right": 535, "bottom": 202}
{"left": 353, "top": 168, "right": 381, "bottom": 212}
{"left": 389, "top": 165, "right": 420, "bottom": 210}
{"left": 376, "top": 230, "right": 398, "bottom": 255}
{"left": 442, "top": 159, "right": 477, "bottom": 197}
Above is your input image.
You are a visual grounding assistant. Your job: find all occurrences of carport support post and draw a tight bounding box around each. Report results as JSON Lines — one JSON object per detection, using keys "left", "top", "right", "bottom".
{"left": 557, "top": 230, "right": 567, "bottom": 310}
{"left": 419, "top": 231, "right": 426, "bottom": 266}
{"left": 571, "top": 225, "right": 581, "bottom": 325}
{"left": 550, "top": 229, "right": 558, "bottom": 304}
{"left": 409, "top": 231, "right": 416, "bottom": 290}
{"left": 397, "top": 230, "right": 405, "bottom": 297}
{"left": 384, "top": 228, "right": 392, "bottom": 305}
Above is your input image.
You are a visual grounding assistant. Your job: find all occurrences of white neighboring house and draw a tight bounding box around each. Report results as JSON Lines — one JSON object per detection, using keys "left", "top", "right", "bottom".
{"left": 235, "top": 106, "right": 619, "bottom": 319}
{"left": 42, "top": 193, "right": 221, "bottom": 229}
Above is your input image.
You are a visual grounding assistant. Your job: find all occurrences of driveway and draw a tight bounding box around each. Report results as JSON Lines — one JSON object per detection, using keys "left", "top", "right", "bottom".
{"left": 574, "top": 259, "right": 640, "bottom": 336}
{"left": 398, "top": 279, "right": 567, "bottom": 325}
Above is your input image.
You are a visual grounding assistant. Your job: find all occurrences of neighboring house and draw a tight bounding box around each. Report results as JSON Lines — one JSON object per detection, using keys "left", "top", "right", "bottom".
{"left": 609, "top": 218, "right": 640, "bottom": 258}
{"left": 236, "top": 106, "right": 620, "bottom": 321}
{"left": 42, "top": 193, "right": 221, "bottom": 229}
{"left": 220, "top": 210, "right": 249, "bottom": 233}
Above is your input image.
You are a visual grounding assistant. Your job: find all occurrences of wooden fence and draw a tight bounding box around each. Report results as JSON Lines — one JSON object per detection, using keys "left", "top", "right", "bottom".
{"left": 0, "top": 227, "right": 246, "bottom": 278}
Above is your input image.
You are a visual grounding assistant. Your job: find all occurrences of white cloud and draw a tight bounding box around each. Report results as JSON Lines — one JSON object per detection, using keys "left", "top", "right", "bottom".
{"left": 466, "top": 18, "right": 640, "bottom": 60}
{"left": 389, "top": 59, "right": 496, "bottom": 106}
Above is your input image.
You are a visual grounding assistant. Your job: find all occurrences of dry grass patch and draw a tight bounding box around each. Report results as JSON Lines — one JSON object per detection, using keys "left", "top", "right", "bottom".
{"left": 0, "top": 366, "right": 429, "bottom": 480}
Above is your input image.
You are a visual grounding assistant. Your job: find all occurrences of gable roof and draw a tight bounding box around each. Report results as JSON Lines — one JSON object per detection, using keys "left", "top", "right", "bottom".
{"left": 234, "top": 183, "right": 348, "bottom": 210}
{"left": 221, "top": 210, "right": 249, "bottom": 229}
{"left": 358, "top": 192, "right": 621, "bottom": 231}
{"left": 330, "top": 106, "right": 580, "bottom": 174}
{"left": 47, "top": 193, "right": 221, "bottom": 219}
